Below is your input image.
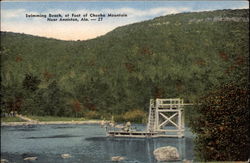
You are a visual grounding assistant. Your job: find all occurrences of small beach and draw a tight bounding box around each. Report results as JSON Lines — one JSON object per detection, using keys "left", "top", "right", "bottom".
{"left": 1, "top": 115, "right": 109, "bottom": 126}
{"left": 1, "top": 120, "right": 107, "bottom": 126}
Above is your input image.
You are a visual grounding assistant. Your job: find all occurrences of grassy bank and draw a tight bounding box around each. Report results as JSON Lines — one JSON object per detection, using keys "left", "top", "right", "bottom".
{"left": 27, "top": 116, "right": 87, "bottom": 122}
{"left": 1, "top": 117, "right": 26, "bottom": 122}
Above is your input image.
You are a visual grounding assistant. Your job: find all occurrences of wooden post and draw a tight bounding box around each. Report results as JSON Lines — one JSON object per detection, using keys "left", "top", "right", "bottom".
{"left": 181, "top": 108, "right": 185, "bottom": 134}
{"left": 155, "top": 98, "right": 159, "bottom": 131}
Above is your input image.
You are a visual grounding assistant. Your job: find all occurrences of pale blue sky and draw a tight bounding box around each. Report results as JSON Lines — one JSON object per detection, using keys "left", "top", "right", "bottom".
{"left": 1, "top": 1, "right": 249, "bottom": 40}
{"left": 1, "top": 1, "right": 248, "bottom": 12}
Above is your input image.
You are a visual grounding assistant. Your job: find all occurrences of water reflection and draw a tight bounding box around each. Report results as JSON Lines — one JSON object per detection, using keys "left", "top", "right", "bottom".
{"left": 85, "top": 136, "right": 194, "bottom": 163}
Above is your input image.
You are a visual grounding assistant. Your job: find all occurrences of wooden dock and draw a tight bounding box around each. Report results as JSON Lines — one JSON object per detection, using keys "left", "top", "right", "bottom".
{"left": 107, "top": 130, "right": 185, "bottom": 138}
{"left": 107, "top": 131, "right": 159, "bottom": 138}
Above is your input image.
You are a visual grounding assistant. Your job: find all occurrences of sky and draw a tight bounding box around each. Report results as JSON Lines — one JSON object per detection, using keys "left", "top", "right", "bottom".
{"left": 1, "top": 1, "right": 249, "bottom": 40}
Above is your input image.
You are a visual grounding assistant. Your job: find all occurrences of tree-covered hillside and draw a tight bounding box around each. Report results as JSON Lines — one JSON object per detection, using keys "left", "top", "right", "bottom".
{"left": 0, "top": 9, "right": 249, "bottom": 121}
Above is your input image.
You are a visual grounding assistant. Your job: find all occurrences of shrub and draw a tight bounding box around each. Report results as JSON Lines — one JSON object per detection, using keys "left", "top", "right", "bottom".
{"left": 114, "top": 109, "right": 147, "bottom": 123}
{"left": 84, "top": 111, "right": 101, "bottom": 119}
{"left": 113, "top": 115, "right": 124, "bottom": 122}
{"left": 190, "top": 84, "right": 249, "bottom": 161}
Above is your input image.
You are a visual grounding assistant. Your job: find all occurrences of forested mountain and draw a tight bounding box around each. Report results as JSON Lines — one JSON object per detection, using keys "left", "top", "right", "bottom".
{"left": 1, "top": 9, "right": 249, "bottom": 121}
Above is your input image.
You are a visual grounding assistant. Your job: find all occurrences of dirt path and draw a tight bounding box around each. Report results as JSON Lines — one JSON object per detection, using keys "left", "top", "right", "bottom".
{"left": 16, "top": 114, "right": 38, "bottom": 122}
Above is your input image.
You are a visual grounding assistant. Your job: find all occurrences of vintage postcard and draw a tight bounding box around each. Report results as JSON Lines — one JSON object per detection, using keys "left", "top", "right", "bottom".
{"left": 1, "top": 1, "right": 249, "bottom": 163}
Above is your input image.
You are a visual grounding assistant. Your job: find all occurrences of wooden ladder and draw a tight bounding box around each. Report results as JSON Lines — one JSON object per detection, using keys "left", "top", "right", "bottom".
{"left": 147, "top": 99, "right": 156, "bottom": 132}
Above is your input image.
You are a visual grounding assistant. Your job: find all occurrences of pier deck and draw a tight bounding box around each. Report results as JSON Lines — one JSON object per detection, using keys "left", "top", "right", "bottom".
{"left": 107, "top": 130, "right": 184, "bottom": 138}
{"left": 107, "top": 131, "right": 159, "bottom": 138}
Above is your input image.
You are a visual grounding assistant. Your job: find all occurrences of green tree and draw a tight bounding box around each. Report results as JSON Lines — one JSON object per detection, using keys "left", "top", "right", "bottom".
{"left": 23, "top": 80, "right": 67, "bottom": 116}
{"left": 42, "top": 81, "right": 66, "bottom": 116}
{"left": 190, "top": 84, "right": 249, "bottom": 161}
{"left": 22, "top": 74, "right": 41, "bottom": 92}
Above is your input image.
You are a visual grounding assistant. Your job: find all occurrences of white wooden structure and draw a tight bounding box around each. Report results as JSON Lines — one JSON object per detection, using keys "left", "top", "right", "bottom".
{"left": 107, "top": 98, "right": 189, "bottom": 138}
{"left": 147, "top": 98, "right": 185, "bottom": 138}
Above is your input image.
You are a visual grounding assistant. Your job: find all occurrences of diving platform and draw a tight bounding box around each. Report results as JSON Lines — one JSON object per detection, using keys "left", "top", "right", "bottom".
{"left": 108, "top": 131, "right": 158, "bottom": 138}
{"left": 106, "top": 98, "right": 190, "bottom": 138}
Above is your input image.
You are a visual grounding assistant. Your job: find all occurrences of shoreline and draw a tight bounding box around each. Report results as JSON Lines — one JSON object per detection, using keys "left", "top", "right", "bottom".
{"left": 1, "top": 120, "right": 109, "bottom": 126}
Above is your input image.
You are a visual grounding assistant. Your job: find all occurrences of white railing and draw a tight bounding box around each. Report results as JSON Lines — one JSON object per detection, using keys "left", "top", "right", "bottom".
{"left": 156, "top": 98, "right": 184, "bottom": 109}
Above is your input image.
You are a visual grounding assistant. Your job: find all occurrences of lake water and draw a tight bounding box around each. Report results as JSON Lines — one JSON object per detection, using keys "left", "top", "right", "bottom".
{"left": 1, "top": 124, "right": 194, "bottom": 163}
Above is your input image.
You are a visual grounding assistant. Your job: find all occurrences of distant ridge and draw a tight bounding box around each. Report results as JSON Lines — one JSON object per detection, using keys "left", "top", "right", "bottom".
{"left": 0, "top": 9, "right": 249, "bottom": 117}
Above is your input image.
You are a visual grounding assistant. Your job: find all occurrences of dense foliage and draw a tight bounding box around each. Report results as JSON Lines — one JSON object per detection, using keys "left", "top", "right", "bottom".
{"left": 190, "top": 84, "right": 249, "bottom": 161}
{"left": 0, "top": 9, "right": 249, "bottom": 123}
{"left": 114, "top": 109, "right": 147, "bottom": 123}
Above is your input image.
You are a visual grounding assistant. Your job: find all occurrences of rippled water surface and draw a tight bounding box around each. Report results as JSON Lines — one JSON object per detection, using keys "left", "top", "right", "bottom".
{"left": 1, "top": 124, "right": 194, "bottom": 163}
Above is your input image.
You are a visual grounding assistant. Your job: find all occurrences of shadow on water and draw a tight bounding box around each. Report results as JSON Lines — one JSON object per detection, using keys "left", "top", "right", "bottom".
{"left": 52, "top": 126, "right": 76, "bottom": 129}
{"left": 24, "top": 134, "right": 82, "bottom": 139}
{"left": 2, "top": 125, "right": 38, "bottom": 131}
